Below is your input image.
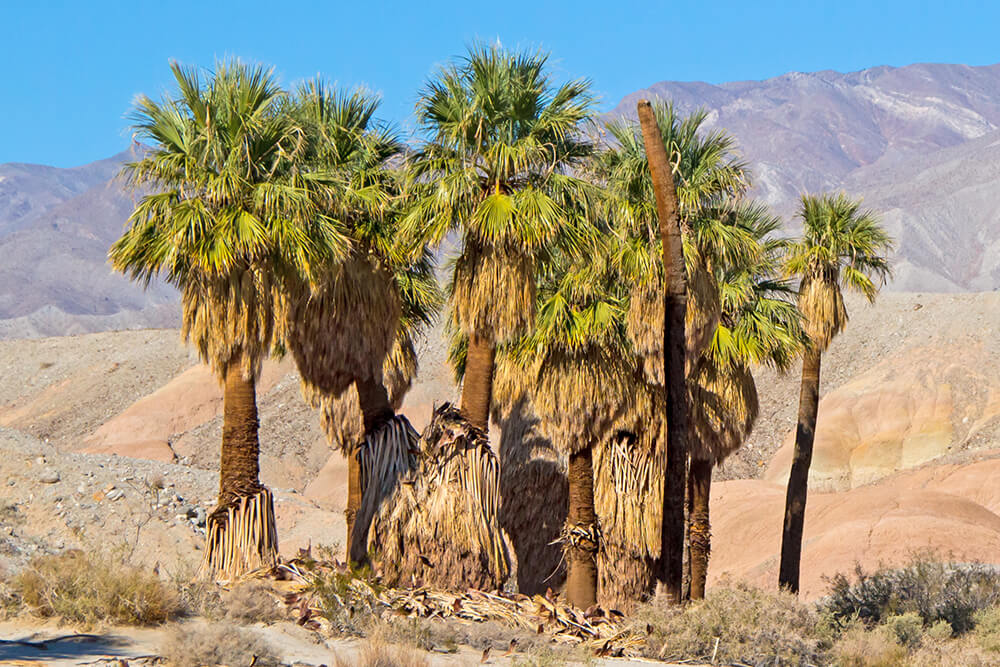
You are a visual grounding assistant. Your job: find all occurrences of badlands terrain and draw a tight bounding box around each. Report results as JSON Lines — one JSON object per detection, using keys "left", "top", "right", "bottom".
{"left": 0, "top": 290, "right": 997, "bottom": 602}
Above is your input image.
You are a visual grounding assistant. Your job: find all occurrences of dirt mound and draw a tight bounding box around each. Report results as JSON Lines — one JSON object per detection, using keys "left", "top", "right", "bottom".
{"left": 765, "top": 343, "right": 1000, "bottom": 491}
{"left": 710, "top": 451, "right": 1000, "bottom": 599}
{"left": 720, "top": 291, "right": 1000, "bottom": 481}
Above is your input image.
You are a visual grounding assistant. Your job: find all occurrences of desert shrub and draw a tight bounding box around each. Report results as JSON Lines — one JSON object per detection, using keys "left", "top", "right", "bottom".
{"left": 332, "top": 634, "right": 429, "bottom": 667}
{"left": 972, "top": 606, "right": 1000, "bottom": 652}
{"left": 307, "top": 564, "right": 384, "bottom": 636}
{"left": 883, "top": 612, "right": 924, "bottom": 648}
{"left": 824, "top": 558, "right": 1000, "bottom": 634}
{"left": 14, "top": 550, "right": 180, "bottom": 626}
{"left": 926, "top": 619, "right": 953, "bottom": 641}
{"left": 908, "top": 635, "right": 996, "bottom": 667}
{"left": 223, "top": 581, "right": 284, "bottom": 623}
{"left": 160, "top": 622, "right": 280, "bottom": 667}
{"left": 830, "top": 621, "right": 907, "bottom": 667}
{"left": 631, "top": 582, "right": 827, "bottom": 665}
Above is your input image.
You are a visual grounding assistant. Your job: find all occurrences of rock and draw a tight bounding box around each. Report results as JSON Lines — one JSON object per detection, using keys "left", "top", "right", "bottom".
{"left": 194, "top": 507, "right": 206, "bottom": 526}
{"left": 39, "top": 470, "right": 60, "bottom": 484}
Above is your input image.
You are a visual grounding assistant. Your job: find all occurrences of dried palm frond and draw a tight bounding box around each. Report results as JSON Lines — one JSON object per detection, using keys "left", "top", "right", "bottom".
{"left": 349, "top": 415, "right": 420, "bottom": 559}
{"left": 279, "top": 256, "right": 401, "bottom": 399}
{"left": 273, "top": 558, "right": 644, "bottom": 657}
{"left": 367, "top": 403, "right": 511, "bottom": 590}
{"left": 689, "top": 360, "right": 759, "bottom": 464}
{"left": 449, "top": 242, "right": 535, "bottom": 342}
{"left": 798, "top": 272, "right": 848, "bottom": 351}
{"left": 593, "top": 425, "right": 666, "bottom": 611}
{"left": 311, "top": 326, "right": 421, "bottom": 451}
{"left": 181, "top": 268, "right": 276, "bottom": 382}
{"left": 201, "top": 487, "right": 278, "bottom": 581}
{"left": 625, "top": 257, "right": 719, "bottom": 386}
{"left": 523, "top": 347, "right": 635, "bottom": 457}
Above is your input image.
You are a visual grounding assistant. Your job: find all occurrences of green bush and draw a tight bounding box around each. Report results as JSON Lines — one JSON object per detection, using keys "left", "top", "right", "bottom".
{"left": 824, "top": 558, "right": 1000, "bottom": 634}
{"left": 883, "top": 612, "right": 924, "bottom": 648}
{"left": 972, "top": 606, "right": 1000, "bottom": 653}
{"left": 14, "top": 550, "right": 181, "bottom": 626}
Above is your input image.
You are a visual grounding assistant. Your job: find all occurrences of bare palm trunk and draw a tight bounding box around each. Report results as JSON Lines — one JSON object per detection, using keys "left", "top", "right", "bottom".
{"left": 688, "top": 458, "right": 712, "bottom": 600}
{"left": 565, "top": 446, "right": 598, "bottom": 609}
{"left": 203, "top": 354, "right": 277, "bottom": 579}
{"left": 778, "top": 347, "right": 821, "bottom": 593}
{"left": 637, "top": 99, "right": 689, "bottom": 604}
{"left": 348, "top": 375, "right": 396, "bottom": 564}
{"left": 461, "top": 333, "right": 495, "bottom": 432}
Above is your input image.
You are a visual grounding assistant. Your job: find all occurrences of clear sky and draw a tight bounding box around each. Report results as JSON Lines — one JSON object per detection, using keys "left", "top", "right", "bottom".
{"left": 4, "top": 0, "right": 998, "bottom": 167}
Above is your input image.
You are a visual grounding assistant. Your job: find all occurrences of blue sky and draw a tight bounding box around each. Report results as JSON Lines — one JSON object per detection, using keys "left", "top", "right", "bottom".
{"left": 4, "top": 0, "right": 998, "bottom": 167}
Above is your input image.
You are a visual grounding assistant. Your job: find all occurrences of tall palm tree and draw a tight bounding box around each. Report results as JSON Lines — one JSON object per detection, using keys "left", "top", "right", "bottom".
{"left": 110, "top": 61, "right": 344, "bottom": 579}
{"left": 686, "top": 203, "right": 803, "bottom": 599}
{"left": 387, "top": 43, "right": 596, "bottom": 590}
{"left": 274, "top": 81, "right": 441, "bottom": 564}
{"left": 599, "top": 101, "right": 749, "bottom": 603}
{"left": 403, "top": 43, "right": 597, "bottom": 433}
{"left": 495, "top": 245, "right": 633, "bottom": 608}
{"left": 777, "top": 193, "right": 892, "bottom": 593}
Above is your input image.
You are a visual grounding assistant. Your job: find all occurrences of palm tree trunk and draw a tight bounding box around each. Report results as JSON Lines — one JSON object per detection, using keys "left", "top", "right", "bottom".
{"left": 203, "top": 354, "right": 278, "bottom": 579}
{"left": 637, "top": 99, "right": 689, "bottom": 604}
{"left": 460, "top": 333, "right": 495, "bottom": 432}
{"left": 688, "top": 458, "right": 712, "bottom": 600}
{"left": 348, "top": 375, "right": 395, "bottom": 564}
{"left": 778, "top": 346, "right": 822, "bottom": 593}
{"left": 565, "top": 446, "right": 598, "bottom": 609}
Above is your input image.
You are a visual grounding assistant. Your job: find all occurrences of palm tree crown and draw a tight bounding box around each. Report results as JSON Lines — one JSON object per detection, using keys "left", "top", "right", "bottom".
{"left": 405, "top": 43, "right": 598, "bottom": 344}
{"left": 110, "top": 61, "right": 345, "bottom": 379}
{"left": 785, "top": 192, "right": 893, "bottom": 350}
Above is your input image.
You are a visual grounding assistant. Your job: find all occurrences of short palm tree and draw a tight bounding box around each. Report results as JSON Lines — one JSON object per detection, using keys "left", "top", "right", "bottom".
{"left": 110, "top": 61, "right": 343, "bottom": 579}
{"left": 777, "top": 193, "right": 892, "bottom": 594}
{"left": 495, "top": 245, "right": 633, "bottom": 609}
{"left": 599, "top": 101, "right": 749, "bottom": 603}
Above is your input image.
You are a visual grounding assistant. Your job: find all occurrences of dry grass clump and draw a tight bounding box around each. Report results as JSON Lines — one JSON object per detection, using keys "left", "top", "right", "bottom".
{"left": 223, "top": 581, "right": 285, "bottom": 623}
{"left": 13, "top": 550, "right": 181, "bottom": 626}
{"left": 631, "top": 582, "right": 828, "bottom": 665}
{"left": 160, "top": 622, "right": 280, "bottom": 667}
{"left": 830, "top": 621, "right": 908, "bottom": 667}
{"left": 334, "top": 633, "right": 429, "bottom": 667}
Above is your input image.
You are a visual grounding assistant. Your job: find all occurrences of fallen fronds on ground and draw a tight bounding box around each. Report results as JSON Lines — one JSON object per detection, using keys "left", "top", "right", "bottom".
{"left": 267, "top": 554, "right": 645, "bottom": 657}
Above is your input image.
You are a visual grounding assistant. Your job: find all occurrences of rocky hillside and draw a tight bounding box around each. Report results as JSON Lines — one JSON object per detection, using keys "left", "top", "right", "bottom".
{"left": 0, "top": 149, "right": 178, "bottom": 339}
{"left": 614, "top": 62, "right": 1000, "bottom": 291}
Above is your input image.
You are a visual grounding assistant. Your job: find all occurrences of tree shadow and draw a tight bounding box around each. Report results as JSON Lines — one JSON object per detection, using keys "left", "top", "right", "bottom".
{"left": 0, "top": 632, "right": 137, "bottom": 662}
{"left": 496, "top": 398, "right": 567, "bottom": 595}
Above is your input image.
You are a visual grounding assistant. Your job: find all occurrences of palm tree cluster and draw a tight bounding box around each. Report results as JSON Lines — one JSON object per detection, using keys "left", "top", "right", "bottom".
{"left": 111, "top": 46, "right": 892, "bottom": 606}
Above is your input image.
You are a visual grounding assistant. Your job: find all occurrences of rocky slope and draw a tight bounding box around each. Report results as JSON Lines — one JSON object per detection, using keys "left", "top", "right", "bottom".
{"left": 0, "top": 148, "right": 178, "bottom": 340}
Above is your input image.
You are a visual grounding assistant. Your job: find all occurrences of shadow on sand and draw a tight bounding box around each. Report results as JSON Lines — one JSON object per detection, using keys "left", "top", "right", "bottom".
{"left": 0, "top": 632, "right": 139, "bottom": 663}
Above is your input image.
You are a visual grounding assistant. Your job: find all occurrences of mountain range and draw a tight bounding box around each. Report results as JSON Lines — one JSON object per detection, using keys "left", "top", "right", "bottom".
{"left": 2, "top": 62, "right": 998, "bottom": 338}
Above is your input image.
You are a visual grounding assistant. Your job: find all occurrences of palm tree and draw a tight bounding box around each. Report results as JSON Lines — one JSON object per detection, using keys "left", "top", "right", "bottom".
{"left": 686, "top": 203, "right": 803, "bottom": 599}
{"left": 110, "top": 61, "right": 343, "bottom": 579}
{"left": 403, "top": 43, "right": 597, "bottom": 433}
{"left": 777, "top": 193, "right": 892, "bottom": 593}
{"left": 495, "top": 245, "right": 633, "bottom": 608}
{"left": 599, "top": 101, "right": 748, "bottom": 603}
{"left": 387, "top": 43, "right": 596, "bottom": 590}
{"left": 274, "top": 81, "right": 441, "bottom": 565}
